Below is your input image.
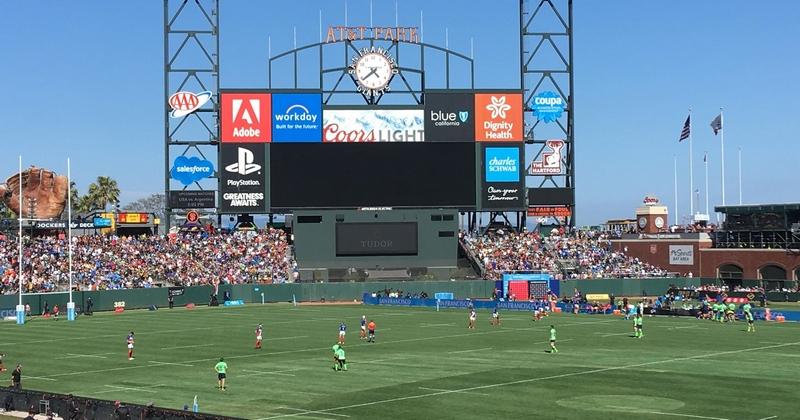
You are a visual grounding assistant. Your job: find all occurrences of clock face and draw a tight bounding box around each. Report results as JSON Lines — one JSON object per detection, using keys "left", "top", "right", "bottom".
{"left": 654, "top": 216, "right": 665, "bottom": 229}
{"left": 349, "top": 48, "right": 398, "bottom": 96}
{"left": 638, "top": 217, "right": 648, "bottom": 229}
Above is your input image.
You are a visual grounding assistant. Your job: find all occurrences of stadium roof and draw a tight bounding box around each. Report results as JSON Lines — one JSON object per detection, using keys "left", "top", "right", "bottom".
{"left": 715, "top": 203, "right": 800, "bottom": 214}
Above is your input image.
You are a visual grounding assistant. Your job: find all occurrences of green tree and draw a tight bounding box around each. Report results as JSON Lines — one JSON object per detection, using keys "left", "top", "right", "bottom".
{"left": 123, "top": 193, "right": 165, "bottom": 219}
{"left": 89, "top": 176, "right": 120, "bottom": 211}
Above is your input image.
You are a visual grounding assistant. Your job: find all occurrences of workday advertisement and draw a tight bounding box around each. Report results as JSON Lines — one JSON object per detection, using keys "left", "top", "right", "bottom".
{"left": 271, "top": 93, "right": 322, "bottom": 142}
{"left": 481, "top": 144, "right": 524, "bottom": 209}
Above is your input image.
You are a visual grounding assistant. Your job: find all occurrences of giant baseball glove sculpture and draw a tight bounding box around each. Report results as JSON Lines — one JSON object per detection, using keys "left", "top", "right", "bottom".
{"left": 0, "top": 167, "right": 69, "bottom": 219}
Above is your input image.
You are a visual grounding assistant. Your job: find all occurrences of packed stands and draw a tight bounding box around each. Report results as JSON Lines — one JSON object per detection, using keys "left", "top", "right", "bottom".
{"left": 0, "top": 228, "right": 296, "bottom": 294}
{"left": 460, "top": 227, "right": 670, "bottom": 280}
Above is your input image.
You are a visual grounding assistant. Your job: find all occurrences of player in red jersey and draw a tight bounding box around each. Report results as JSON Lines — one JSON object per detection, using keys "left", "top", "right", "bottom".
{"left": 255, "top": 323, "right": 263, "bottom": 349}
{"left": 126, "top": 332, "right": 135, "bottom": 360}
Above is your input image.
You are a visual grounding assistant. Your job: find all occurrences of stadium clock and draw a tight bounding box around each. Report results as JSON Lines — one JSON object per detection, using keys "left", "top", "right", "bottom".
{"left": 654, "top": 216, "right": 665, "bottom": 229}
{"left": 348, "top": 47, "right": 398, "bottom": 97}
{"left": 638, "top": 217, "right": 648, "bottom": 229}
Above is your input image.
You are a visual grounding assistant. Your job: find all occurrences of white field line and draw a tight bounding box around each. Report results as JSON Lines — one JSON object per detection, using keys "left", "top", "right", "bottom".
{"left": 447, "top": 347, "right": 492, "bottom": 354}
{"left": 239, "top": 368, "right": 300, "bottom": 378}
{"left": 252, "top": 341, "right": 800, "bottom": 420}
{"left": 148, "top": 360, "right": 195, "bottom": 367}
{"left": 418, "top": 386, "right": 488, "bottom": 396}
{"left": 23, "top": 375, "right": 56, "bottom": 381}
{"left": 267, "top": 335, "right": 310, "bottom": 341}
{"left": 160, "top": 343, "right": 216, "bottom": 350}
{"left": 604, "top": 406, "right": 729, "bottom": 420}
{"left": 755, "top": 416, "right": 778, "bottom": 420}
{"left": 23, "top": 318, "right": 631, "bottom": 380}
{"left": 280, "top": 407, "right": 349, "bottom": 417}
{"left": 94, "top": 384, "right": 165, "bottom": 395}
{"left": 55, "top": 352, "right": 114, "bottom": 359}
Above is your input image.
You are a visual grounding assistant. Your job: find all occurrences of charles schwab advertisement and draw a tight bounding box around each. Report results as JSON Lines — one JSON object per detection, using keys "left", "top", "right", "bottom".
{"left": 481, "top": 144, "right": 525, "bottom": 209}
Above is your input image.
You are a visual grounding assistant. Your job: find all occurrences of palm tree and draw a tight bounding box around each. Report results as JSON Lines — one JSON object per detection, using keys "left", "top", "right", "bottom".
{"left": 91, "top": 176, "right": 120, "bottom": 211}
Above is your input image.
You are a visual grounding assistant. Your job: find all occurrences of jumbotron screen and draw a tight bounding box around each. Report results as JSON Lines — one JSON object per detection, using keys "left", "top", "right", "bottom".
{"left": 270, "top": 143, "right": 476, "bottom": 209}
{"left": 218, "top": 90, "right": 526, "bottom": 212}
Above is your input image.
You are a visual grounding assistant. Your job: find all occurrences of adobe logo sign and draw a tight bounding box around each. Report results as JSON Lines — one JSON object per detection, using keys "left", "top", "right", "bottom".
{"left": 220, "top": 92, "right": 271, "bottom": 143}
{"left": 474, "top": 93, "right": 523, "bottom": 142}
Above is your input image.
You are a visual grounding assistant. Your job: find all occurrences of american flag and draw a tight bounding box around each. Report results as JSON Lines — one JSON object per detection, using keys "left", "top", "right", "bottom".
{"left": 710, "top": 113, "right": 722, "bottom": 135}
{"left": 679, "top": 115, "right": 691, "bottom": 142}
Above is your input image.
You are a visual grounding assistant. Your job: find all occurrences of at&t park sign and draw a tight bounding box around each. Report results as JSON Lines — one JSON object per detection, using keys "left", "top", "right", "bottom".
{"left": 325, "top": 26, "right": 419, "bottom": 43}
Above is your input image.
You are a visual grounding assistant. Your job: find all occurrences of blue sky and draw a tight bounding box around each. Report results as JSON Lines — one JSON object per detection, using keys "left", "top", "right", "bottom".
{"left": 1, "top": 0, "right": 798, "bottom": 225}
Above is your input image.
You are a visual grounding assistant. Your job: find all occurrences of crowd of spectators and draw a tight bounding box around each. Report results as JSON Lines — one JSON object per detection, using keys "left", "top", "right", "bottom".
{"left": 460, "top": 227, "right": 670, "bottom": 280}
{"left": 0, "top": 228, "right": 297, "bottom": 295}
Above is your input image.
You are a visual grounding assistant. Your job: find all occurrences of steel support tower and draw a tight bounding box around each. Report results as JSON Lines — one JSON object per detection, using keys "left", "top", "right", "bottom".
{"left": 164, "top": 0, "right": 220, "bottom": 230}
{"left": 521, "top": 0, "right": 575, "bottom": 226}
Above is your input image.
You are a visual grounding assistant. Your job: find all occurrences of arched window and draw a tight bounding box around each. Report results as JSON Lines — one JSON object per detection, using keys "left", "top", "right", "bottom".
{"left": 718, "top": 264, "right": 743, "bottom": 280}
{"left": 759, "top": 264, "right": 787, "bottom": 280}
{"left": 794, "top": 266, "right": 800, "bottom": 281}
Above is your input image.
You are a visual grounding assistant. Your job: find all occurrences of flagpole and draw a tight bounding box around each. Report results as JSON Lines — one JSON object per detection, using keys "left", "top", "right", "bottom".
{"left": 737, "top": 146, "right": 742, "bottom": 205}
{"left": 18, "top": 156, "right": 23, "bottom": 305}
{"left": 17, "top": 156, "right": 24, "bottom": 324}
{"left": 688, "top": 108, "right": 694, "bottom": 217}
{"left": 673, "top": 155, "right": 678, "bottom": 225}
{"left": 704, "top": 152, "right": 709, "bottom": 215}
{"left": 720, "top": 108, "right": 726, "bottom": 206}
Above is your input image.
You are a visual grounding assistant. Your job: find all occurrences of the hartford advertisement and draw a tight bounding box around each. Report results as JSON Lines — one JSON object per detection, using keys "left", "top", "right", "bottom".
{"left": 322, "top": 109, "right": 424, "bottom": 142}
{"left": 481, "top": 144, "right": 524, "bottom": 209}
{"left": 219, "top": 143, "right": 266, "bottom": 213}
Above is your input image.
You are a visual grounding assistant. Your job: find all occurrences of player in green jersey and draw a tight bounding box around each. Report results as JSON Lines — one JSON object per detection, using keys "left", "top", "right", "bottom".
{"left": 214, "top": 358, "right": 228, "bottom": 391}
{"left": 726, "top": 302, "right": 736, "bottom": 322}
{"left": 743, "top": 303, "right": 755, "bottom": 332}
{"left": 335, "top": 346, "right": 347, "bottom": 371}
{"left": 634, "top": 314, "right": 644, "bottom": 338}
{"left": 548, "top": 325, "right": 558, "bottom": 353}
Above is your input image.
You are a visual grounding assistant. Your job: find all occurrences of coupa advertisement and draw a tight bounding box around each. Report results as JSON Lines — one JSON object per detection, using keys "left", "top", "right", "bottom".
{"left": 481, "top": 144, "right": 525, "bottom": 209}
{"left": 322, "top": 109, "right": 424, "bottom": 142}
{"left": 219, "top": 143, "right": 266, "bottom": 213}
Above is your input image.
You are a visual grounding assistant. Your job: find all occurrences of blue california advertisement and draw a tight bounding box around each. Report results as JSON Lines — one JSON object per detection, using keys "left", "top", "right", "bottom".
{"left": 531, "top": 90, "right": 565, "bottom": 123}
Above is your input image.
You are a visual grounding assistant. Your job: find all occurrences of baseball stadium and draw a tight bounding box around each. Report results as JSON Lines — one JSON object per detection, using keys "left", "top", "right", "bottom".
{"left": 1, "top": 1, "right": 799, "bottom": 419}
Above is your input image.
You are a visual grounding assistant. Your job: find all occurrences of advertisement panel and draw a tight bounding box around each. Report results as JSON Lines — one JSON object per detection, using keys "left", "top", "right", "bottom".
{"left": 271, "top": 93, "right": 322, "bottom": 142}
{"left": 170, "top": 156, "right": 214, "bottom": 186}
{"left": 669, "top": 245, "right": 694, "bottom": 265}
{"left": 322, "top": 109, "right": 424, "bottom": 142}
{"left": 169, "top": 190, "right": 216, "bottom": 209}
{"left": 527, "top": 188, "right": 575, "bottom": 206}
{"left": 528, "top": 140, "right": 564, "bottom": 175}
{"left": 220, "top": 92, "right": 271, "bottom": 143}
{"left": 527, "top": 206, "right": 572, "bottom": 217}
{"left": 481, "top": 144, "right": 525, "bottom": 209}
{"left": 424, "top": 92, "right": 474, "bottom": 142}
{"left": 335, "top": 222, "right": 418, "bottom": 256}
{"left": 531, "top": 90, "right": 566, "bottom": 123}
{"left": 220, "top": 143, "right": 266, "bottom": 213}
{"left": 474, "top": 93, "right": 523, "bottom": 142}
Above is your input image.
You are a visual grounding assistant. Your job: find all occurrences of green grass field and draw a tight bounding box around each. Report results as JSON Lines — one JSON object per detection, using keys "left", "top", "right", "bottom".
{"left": 1, "top": 304, "right": 798, "bottom": 420}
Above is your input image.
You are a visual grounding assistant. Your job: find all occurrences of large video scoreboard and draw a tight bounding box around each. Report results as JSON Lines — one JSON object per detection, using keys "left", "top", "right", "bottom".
{"left": 218, "top": 89, "right": 525, "bottom": 213}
